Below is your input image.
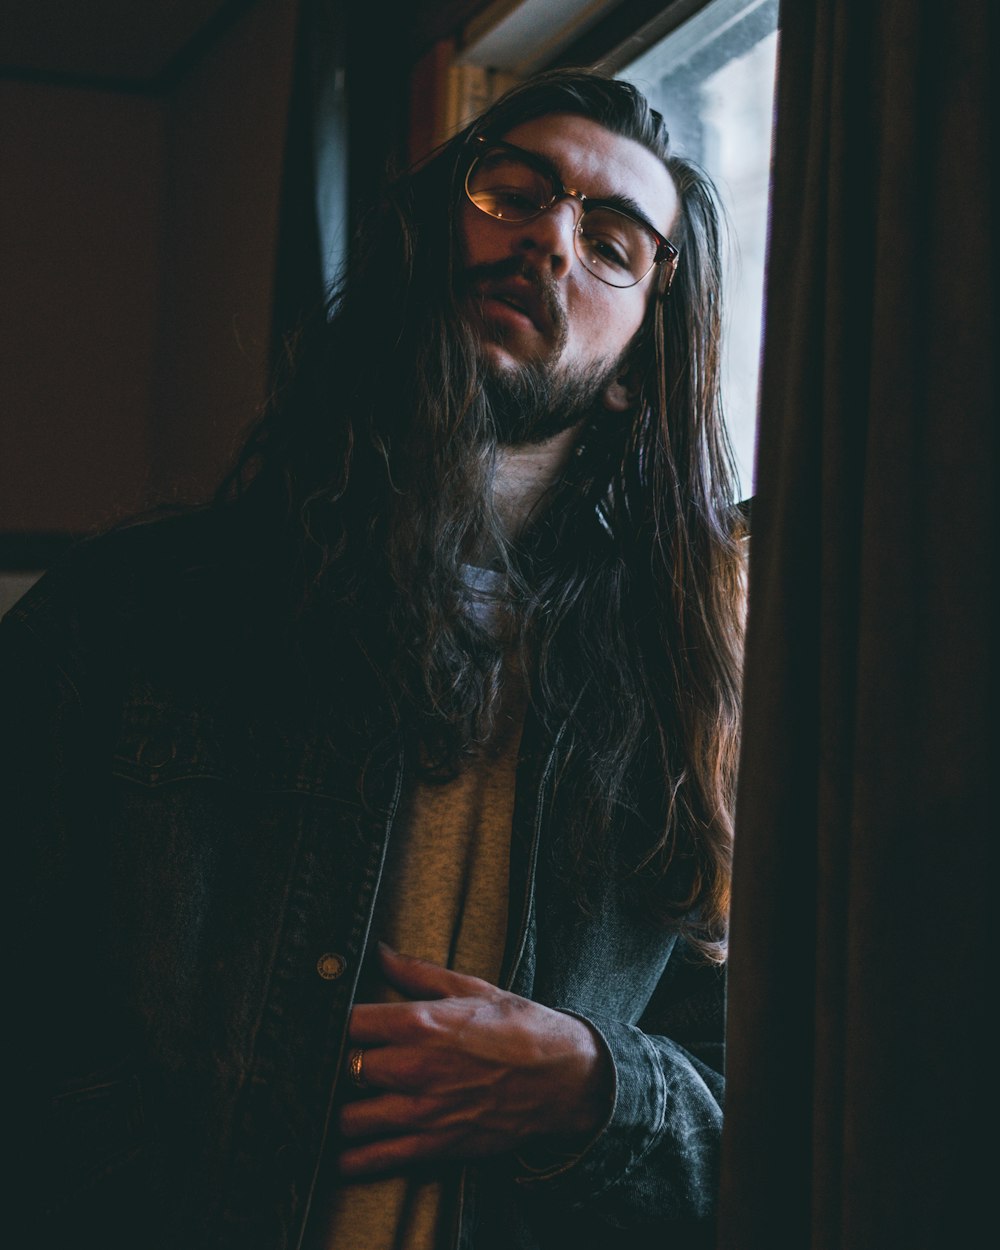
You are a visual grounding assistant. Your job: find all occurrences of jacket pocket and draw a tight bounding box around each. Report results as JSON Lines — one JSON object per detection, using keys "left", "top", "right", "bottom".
{"left": 110, "top": 695, "right": 369, "bottom": 801}
{"left": 111, "top": 699, "right": 234, "bottom": 787}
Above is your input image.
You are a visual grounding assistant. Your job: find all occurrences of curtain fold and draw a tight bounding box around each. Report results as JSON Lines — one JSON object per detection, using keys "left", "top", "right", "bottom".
{"left": 719, "top": 1, "right": 995, "bottom": 1246}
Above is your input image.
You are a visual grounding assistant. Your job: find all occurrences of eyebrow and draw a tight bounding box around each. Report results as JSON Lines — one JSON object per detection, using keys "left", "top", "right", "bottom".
{"left": 491, "top": 138, "right": 667, "bottom": 241}
{"left": 594, "top": 191, "right": 663, "bottom": 238}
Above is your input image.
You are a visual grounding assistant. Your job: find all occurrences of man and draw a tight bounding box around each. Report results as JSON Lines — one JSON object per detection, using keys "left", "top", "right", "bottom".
{"left": 7, "top": 70, "right": 745, "bottom": 1249}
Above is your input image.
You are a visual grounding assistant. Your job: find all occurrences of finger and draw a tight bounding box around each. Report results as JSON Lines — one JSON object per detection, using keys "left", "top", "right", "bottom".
{"left": 339, "top": 1091, "right": 436, "bottom": 1140}
{"left": 337, "top": 1131, "right": 450, "bottom": 1178}
{"left": 348, "top": 1000, "right": 447, "bottom": 1045}
{"left": 377, "top": 942, "right": 493, "bottom": 1000}
{"left": 348, "top": 990, "right": 485, "bottom": 1046}
{"left": 347, "top": 1002, "right": 404, "bottom": 1045}
{"left": 341, "top": 1039, "right": 432, "bottom": 1093}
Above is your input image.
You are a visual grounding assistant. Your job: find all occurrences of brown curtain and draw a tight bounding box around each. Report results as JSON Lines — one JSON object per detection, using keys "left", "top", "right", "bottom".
{"left": 719, "top": 1, "right": 995, "bottom": 1246}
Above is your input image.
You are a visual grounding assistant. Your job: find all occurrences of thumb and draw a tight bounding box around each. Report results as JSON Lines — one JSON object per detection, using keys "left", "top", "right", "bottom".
{"left": 376, "top": 942, "right": 491, "bottom": 1000}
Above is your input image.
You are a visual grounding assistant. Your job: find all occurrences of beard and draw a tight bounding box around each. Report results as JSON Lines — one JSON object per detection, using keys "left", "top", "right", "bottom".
{"left": 463, "top": 256, "right": 630, "bottom": 446}
{"left": 482, "top": 350, "right": 627, "bottom": 446}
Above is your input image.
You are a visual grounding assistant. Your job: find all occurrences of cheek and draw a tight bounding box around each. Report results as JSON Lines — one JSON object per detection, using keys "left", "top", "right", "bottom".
{"left": 578, "top": 288, "right": 648, "bottom": 355}
{"left": 456, "top": 204, "right": 476, "bottom": 267}
{"left": 458, "top": 204, "right": 507, "bottom": 268}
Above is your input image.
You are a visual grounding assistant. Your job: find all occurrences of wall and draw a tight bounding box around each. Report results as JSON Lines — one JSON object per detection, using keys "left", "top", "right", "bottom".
{"left": 0, "top": 81, "right": 166, "bottom": 534}
{"left": 0, "top": 0, "right": 299, "bottom": 541}
{"left": 150, "top": 0, "right": 299, "bottom": 506}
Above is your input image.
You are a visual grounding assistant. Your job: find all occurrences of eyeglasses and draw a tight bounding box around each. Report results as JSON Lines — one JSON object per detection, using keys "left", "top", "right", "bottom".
{"left": 464, "top": 136, "right": 679, "bottom": 291}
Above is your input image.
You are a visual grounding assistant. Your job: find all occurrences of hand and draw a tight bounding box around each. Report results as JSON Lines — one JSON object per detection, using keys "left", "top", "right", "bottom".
{"left": 336, "top": 943, "right": 613, "bottom": 1177}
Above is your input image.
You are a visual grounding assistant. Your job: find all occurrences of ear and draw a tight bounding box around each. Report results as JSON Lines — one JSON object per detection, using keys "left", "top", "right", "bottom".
{"left": 601, "top": 366, "right": 642, "bottom": 413}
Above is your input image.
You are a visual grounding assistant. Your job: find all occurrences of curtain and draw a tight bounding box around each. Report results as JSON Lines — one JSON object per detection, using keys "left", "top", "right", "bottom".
{"left": 718, "top": 1, "right": 995, "bottom": 1246}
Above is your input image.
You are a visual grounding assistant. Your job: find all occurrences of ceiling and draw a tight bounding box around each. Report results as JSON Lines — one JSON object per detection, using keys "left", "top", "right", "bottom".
{"left": 0, "top": 0, "right": 250, "bottom": 85}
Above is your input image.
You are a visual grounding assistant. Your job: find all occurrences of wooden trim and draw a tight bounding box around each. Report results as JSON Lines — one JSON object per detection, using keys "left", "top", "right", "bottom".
{"left": 410, "top": 1, "right": 499, "bottom": 58}
{"left": 550, "top": 0, "right": 707, "bottom": 71}
{"left": 408, "top": 38, "right": 458, "bottom": 166}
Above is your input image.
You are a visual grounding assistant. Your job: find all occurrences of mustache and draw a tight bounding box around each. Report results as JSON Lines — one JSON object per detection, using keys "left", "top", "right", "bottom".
{"left": 462, "top": 257, "right": 567, "bottom": 338}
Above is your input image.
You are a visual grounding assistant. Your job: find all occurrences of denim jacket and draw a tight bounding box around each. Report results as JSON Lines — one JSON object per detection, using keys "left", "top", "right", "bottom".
{"left": 6, "top": 512, "right": 724, "bottom": 1250}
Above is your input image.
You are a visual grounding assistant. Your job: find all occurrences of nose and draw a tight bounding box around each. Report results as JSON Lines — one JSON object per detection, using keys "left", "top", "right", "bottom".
{"left": 512, "top": 197, "right": 583, "bottom": 279}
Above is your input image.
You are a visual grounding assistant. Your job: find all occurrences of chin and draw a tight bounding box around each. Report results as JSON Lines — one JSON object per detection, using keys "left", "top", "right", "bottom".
{"left": 479, "top": 337, "right": 554, "bottom": 379}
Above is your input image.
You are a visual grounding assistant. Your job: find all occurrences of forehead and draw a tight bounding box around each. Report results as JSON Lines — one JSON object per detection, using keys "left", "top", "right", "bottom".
{"left": 497, "top": 112, "right": 679, "bottom": 239}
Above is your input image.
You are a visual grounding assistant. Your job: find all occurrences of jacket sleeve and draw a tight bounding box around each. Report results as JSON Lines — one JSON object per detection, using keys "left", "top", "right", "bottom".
{"left": 513, "top": 939, "right": 725, "bottom": 1233}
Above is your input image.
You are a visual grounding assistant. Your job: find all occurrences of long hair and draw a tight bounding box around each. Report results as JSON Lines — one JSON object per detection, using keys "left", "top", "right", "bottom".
{"left": 219, "top": 69, "right": 745, "bottom": 960}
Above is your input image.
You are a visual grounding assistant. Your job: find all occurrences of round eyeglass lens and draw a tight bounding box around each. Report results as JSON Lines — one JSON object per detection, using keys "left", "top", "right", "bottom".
{"left": 575, "top": 207, "right": 657, "bottom": 288}
{"left": 466, "top": 153, "right": 552, "bottom": 220}
{"left": 466, "top": 151, "right": 659, "bottom": 288}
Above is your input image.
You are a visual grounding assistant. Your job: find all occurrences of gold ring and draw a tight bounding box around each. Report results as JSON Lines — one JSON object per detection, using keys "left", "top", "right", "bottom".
{"left": 349, "top": 1047, "right": 367, "bottom": 1089}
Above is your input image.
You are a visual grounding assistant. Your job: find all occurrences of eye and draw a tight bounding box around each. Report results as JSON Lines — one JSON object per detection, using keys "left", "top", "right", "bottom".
{"left": 588, "top": 235, "right": 631, "bottom": 268}
{"left": 479, "top": 185, "right": 541, "bottom": 216}
{"left": 467, "top": 153, "right": 551, "bottom": 220}
{"left": 578, "top": 208, "right": 656, "bottom": 281}
{"left": 579, "top": 218, "right": 634, "bottom": 270}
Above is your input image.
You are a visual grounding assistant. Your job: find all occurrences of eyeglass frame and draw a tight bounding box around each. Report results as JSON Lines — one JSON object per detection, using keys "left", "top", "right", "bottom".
{"left": 462, "top": 134, "right": 680, "bottom": 294}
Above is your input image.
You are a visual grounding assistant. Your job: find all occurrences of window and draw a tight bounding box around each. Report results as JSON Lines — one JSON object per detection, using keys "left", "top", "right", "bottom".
{"left": 617, "top": 0, "right": 779, "bottom": 500}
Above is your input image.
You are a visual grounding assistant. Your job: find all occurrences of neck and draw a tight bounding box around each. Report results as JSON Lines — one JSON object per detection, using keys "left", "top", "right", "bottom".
{"left": 491, "top": 422, "right": 583, "bottom": 545}
{"left": 465, "top": 423, "right": 583, "bottom": 568}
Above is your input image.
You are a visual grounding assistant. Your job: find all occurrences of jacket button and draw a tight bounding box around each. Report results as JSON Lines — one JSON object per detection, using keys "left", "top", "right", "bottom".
{"left": 316, "top": 952, "right": 347, "bottom": 980}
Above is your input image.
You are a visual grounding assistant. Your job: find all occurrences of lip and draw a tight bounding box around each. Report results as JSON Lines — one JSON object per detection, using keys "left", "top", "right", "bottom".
{"left": 478, "top": 278, "right": 552, "bottom": 337}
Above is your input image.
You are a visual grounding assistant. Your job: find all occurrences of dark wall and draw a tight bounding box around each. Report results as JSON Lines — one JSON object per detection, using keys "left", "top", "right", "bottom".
{"left": 0, "top": 0, "right": 298, "bottom": 539}
{"left": 1, "top": 80, "right": 165, "bottom": 534}
{"left": 0, "top": 0, "right": 547, "bottom": 545}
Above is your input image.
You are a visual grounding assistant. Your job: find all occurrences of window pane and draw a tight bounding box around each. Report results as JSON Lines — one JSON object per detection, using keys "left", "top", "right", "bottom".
{"left": 618, "top": 0, "right": 779, "bottom": 500}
